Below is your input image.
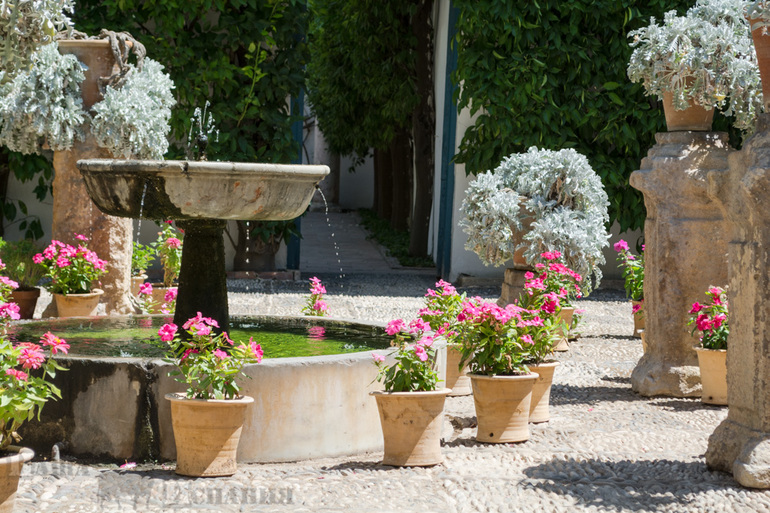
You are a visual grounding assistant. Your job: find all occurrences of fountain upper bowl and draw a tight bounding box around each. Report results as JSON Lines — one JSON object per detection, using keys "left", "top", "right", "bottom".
{"left": 77, "top": 159, "right": 330, "bottom": 221}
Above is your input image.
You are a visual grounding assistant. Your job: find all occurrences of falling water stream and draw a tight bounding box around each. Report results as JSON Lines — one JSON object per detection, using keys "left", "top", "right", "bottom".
{"left": 314, "top": 188, "right": 345, "bottom": 285}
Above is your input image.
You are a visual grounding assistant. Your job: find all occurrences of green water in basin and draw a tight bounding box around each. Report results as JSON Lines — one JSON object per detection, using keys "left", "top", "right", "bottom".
{"left": 8, "top": 316, "right": 392, "bottom": 358}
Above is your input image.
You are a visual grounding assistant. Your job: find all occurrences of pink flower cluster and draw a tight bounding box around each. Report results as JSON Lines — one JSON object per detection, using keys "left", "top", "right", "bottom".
{"left": 310, "top": 277, "right": 326, "bottom": 296}
{"left": 182, "top": 312, "right": 219, "bottom": 337}
{"left": 165, "top": 237, "right": 182, "bottom": 250}
{"left": 34, "top": 239, "right": 107, "bottom": 271}
{"left": 303, "top": 277, "right": 329, "bottom": 316}
{"left": 457, "top": 299, "right": 543, "bottom": 334}
{"left": 425, "top": 279, "right": 456, "bottom": 297}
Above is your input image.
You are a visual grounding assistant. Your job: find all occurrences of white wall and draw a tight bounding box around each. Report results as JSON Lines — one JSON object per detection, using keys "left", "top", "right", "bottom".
{"left": 338, "top": 154, "right": 374, "bottom": 210}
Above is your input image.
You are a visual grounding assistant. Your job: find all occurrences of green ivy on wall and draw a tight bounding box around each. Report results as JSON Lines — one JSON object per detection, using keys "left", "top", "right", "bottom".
{"left": 452, "top": 0, "right": 694, "bottom": 232}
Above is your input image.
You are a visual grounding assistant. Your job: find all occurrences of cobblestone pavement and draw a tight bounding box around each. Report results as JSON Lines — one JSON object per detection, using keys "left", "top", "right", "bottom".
{"left": 16, "top": 276, "right": 769, "bottom": 513}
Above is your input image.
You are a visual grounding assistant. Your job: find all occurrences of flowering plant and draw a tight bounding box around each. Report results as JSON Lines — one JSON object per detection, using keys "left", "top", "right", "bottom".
{"left": 456, "top": 295, "right": 560, "bottom": 375}
{"left": 418, "top": 279, "right": 465, "bottom": 343}
{"left": 687, "top": 287, "right": 729, "bottom": 350}
{"left": 372, "top": 318, "right": 439, "bottom": 392}
{"left": 301, "top": 276, "right": 328, "bottom": 316}
{"left": 0, "top": 258, "right": 69, "bottom": 450}
{"left": 530, "top": 251, "right": 583, "bottom": 306}
{"left": 137, "top": 282, "right": 177, "bottom": 314}
{"left": 33, "top": 234, "right": 108, "bottom": 295}
{"left": 158, "top": 312, "right": 264, "bottom": 399}
{"left": 614, "top": 239, "right": 644, "bottom": 302}
{"left": 152, "top": 223, "right": 182, "bottom": 288}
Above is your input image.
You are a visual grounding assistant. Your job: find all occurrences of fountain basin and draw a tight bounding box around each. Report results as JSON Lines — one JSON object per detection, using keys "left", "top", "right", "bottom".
{"left": 18, "top": 315, "right": 399, "bottom": 463}
{"left": 77, "top": 159, "right": 330, "bottom": 221}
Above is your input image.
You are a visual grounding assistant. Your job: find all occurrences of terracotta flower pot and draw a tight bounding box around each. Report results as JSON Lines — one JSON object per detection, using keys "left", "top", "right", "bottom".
{"left": 166, "top": 393, "right": 254, "bottom": 477}
{"left": 528, "top": 361, "right": 559, "bottom": 423}
{"left": 0, "top": 446, "right": 34, "bottom": 513}
{"left": 371, "top": 388, "right": 450, "bottom": 467}
{"left": 470, "top": 372, "right": 538, "bottom": 443}
{"left": 554, "top": 307, "right": 574, "bottom": 351}
{"left": 751, "top": 21, "right": 770, "bottom": 110}
{"left": 446, "top": 344, "right": 471, "bottom": 396}
{"left": 150, "top": 284, "right": 176, "bottom": 307}
{"left": 694, "top": 347, "right": 727, "bottom": 406}
{"left": 632, "top": 300, "right": 645, "bottom": 338}
{"left": 9, "top": 288, "right": 40, "bottom": 320}
{"left": 52, "top": 289, "right": 104, "bottom": 317}
{"left": 661, "top": 90, "right": 715, "bottom": 131}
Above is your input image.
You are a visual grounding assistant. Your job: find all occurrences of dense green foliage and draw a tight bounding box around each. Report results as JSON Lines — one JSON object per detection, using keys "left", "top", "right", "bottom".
{"left": 73, "top": 0, "right": 307, "bottom": 164}
{"left": 306, "top": 0, "right": 418, "bottom": 157}
{"left": 73, "top": 0, "right": 308, "bottom": 255}
{"left": 452, "top": 1, "right": 694, "bottom": 232}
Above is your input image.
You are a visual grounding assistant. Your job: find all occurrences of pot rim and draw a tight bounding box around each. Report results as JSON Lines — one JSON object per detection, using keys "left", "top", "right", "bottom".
{"left": 693, "top": 346, "right": 727, "bottom": 353}
{"left": 525, "top": 360, "right": 560, "bottom": 368}
{"left": 369, "top": 388, "right": 452, "bottom": 397}
{"left": 52, "top": 288, "right": 104, "bottom": 297}
{"left": 468, "top": 372, "right": 539, "bottom": 381}
{"left": 165, "top": 392, "right": 255, "bottom": 404}
{"left": 0, "top": 445, "right": 34, "bottom": 464}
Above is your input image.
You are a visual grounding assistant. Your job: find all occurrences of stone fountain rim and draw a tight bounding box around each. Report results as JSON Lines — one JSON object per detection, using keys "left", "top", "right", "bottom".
{"left": 77, "top": 158, "right": 330, "bottom": 179}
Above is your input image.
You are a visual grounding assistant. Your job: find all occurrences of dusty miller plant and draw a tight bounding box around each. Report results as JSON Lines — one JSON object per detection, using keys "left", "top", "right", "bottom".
{"left": 747, "top": 1, "right": 770, "bottom": 28}
{"left": 0, "top": 0, "right": 73, "bottom": 77}
{"left": 627, "top": 0, "right": 762, "bottom": 133}
{"left": 91, "top": 58, "right": 176, "bottom": 159}
{"left": 0, "top": 41, "right": 174, "bottom": 159}
{"left": 0, "top": 42, "right": 86, "bottom": 154}
{"left": 461, "top": 147, "right": 609, "bottom": 295}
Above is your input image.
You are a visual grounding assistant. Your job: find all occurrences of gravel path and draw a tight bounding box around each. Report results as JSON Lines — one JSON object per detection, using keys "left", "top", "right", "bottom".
{"left": 16, "top": 274, "right": 770, "bottom": 512}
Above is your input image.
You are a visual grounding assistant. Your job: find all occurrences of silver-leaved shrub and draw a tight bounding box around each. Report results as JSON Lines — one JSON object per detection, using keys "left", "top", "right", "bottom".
{"left": 91, "top": 58, "right": 176, "bottom": 160}
{"left": 0, "top": 43, "right": 175, "bottom": 160}
{"left": 0, "top": 43, "right": 86, "bottom": 154}
{"left": 461, "top": 147, "right": 610, "bottom": 294}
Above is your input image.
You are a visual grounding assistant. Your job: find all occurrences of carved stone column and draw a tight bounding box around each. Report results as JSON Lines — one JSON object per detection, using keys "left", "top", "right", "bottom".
{"left": 51, "top": 40, "right": 134, "bottom": 315}
{"left": 705, "top": 114, "right": 770, "bottom": 488}
{"left": 629, "top": 131, "right": 730, "bottom": 397}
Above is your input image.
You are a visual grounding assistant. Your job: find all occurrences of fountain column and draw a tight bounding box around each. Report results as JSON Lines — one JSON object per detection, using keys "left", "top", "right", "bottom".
{"left": 53, "top": 40, "right": 133, "bottom": 315}
{"left": 174, "top": 219, "right": 229, "bottom": 333}
{"left": 629, "top": 131, "right": 730, "bottom": 397}
{"left": 706, "top": 114, "right": 770, "bottom": 488}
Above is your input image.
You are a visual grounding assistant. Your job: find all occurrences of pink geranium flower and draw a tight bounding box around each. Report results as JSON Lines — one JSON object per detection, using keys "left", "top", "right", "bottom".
{"left": 158, "top": 323, "right": 178, "bottom": 342}
{"left": 139, "top": 282, "right": 153, "bottom": 296}
{"left": 614, "top": 239, "right": 629, "bottom": 252}
{"left": 40, "top": 331, "right": 69, "bottom": 355}
{"left": 18, "top": 343, "right": 45, "bottom": 370}
{"left": 6, "top": 369, "right": 28, "bottom": 381}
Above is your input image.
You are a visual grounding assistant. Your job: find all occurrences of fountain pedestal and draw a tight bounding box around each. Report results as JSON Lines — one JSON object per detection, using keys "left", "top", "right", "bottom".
{"left": 175, "top": 219, "right": 229, "bottom": 332}
{"left": 629, "top": 131, "right": 729, "bottom": 397}
{"left": 706, "top": 114, "right": 770, "bottom": 488}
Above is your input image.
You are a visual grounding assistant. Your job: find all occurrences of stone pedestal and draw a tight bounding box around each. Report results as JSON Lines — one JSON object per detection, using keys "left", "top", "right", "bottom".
{"left": 629, "top": 132, "right": 729, "bottom": 397}
{"left": 50, "top": 41, "right": 134, "bottom": 316}
{"left": 705, "top": 114, "right": 770, "bottom": 488}
{"left": 174, "top": 219, "right": 229, "bottom": 334}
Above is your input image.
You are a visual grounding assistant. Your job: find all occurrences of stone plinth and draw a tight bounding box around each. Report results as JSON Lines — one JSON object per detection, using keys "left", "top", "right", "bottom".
{"left": 51, "top": 40, "right": 133, "bottom": 316}
{"left": 705, "top": 114, "right": 770, "bottom": 488}
{"left": 629, "top": 131, "right": 729, "bottom": 397}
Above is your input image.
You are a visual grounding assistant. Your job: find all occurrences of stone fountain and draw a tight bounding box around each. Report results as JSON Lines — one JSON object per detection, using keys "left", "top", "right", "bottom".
{"left": 76, "top": 158, "right": 329, "bottom": 332}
